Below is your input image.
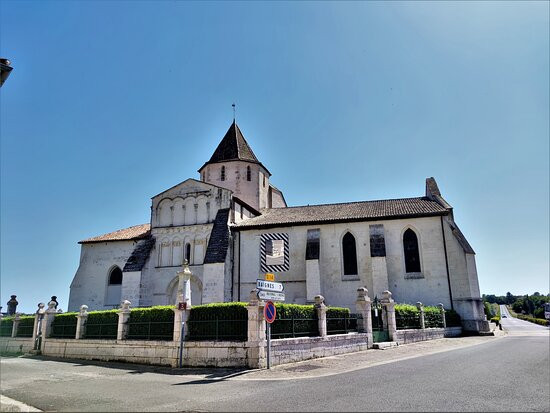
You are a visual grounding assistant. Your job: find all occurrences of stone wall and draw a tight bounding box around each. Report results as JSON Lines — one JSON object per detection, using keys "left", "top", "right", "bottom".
{"left": 270, "top": 333, "right": 370, "bottom": 366}
{"left": 0, "top": 337, "right": 34, "bottom": 354}
{"left": 394, "top": 328, "right": 446, "bottom": 344}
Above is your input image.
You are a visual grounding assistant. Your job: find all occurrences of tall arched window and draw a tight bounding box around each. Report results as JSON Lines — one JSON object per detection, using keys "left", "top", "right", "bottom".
{"left": 221, "top": 166, "right": 226, "bottom": 181}
{"left": 246, "top": 166, "right": 251, "bottom": 181}
{"left": 108, "top": 266, "right": 123, "bottom": 285}
{"left": 342, "top": 232, "right": 358, "bottom": 275}
{"left": 403, "top": 228, "right": 421, "bottom": 273}
{"left": 185, "top": 243, "right": 191, "bottom": 264}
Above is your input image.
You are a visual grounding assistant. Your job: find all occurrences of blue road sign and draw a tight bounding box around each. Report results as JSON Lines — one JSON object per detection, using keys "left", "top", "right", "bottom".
{"left": 264, "top": 300, "right": 276, "bottom": 324}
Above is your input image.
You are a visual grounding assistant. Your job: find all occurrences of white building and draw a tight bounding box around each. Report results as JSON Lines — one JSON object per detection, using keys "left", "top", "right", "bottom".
{"left": 69, "top": 121, "right": 488, "bottom": 332}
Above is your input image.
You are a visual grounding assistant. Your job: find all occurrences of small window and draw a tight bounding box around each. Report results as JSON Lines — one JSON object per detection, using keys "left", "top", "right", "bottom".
{"left": 342, "top": 232, "right": 358, "bottom": 275}
{"left": 108, "top": 267, "right": 123, "bottom": 285}
{"left": 306, "top": 229, "right": 320, "bottom": 260}
{"left": 221, "top": 166, "right": 226, "bottom": 181}
{"left": 246, "top": 166, "right": 251, "bottom": 181}
{"left": 403, "top": 228, "right": 421, "bottom": 273}
{"left": 263, "top": 174, "right": 266, "bottom": 187}
{"left": 185, "top": 243, "right": 192, "bottom": 263}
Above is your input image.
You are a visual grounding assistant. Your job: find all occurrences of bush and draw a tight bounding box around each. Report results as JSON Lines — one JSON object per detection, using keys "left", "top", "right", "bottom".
{"left": 395, "top": 304, "right": 421, "bottom": 329}
{"left": 424, "top": 306, "right": 445, "bottom": 328}
{"left": 516, "top": 314, "right": 549, "bottom": 327}
{"left": 490, "top": 315, "right": 501, "bottom": 325}
{"left": 16, "top": 316, "right": 35, "bottom": 337}
{"left": 0, "top": 317, "right": 14, "bottom": 337}
{"left": 272, "top": 303, "right": 317, "bottom": 338}
{"left": 326, "top": 307, "right": 354, "bottom": 334}
{"left": 51, "top": 313, "right": 78, "bottom": 338}
{"left": 188, "top": 302, "right": 248, "bottom": 341}
{"left": 85, "top": 309, "right": 119, "bottom": 339}
{"left": 128, "top": 306, "right": 174, "bottom": 341}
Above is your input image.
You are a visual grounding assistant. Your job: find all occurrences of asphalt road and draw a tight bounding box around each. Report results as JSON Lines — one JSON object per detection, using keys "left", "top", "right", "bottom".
{"left": 499, "top": 305, "right": 549, "bottom": 335}
{"left": 1, "top": 331, "right": 549, "bottom": 412}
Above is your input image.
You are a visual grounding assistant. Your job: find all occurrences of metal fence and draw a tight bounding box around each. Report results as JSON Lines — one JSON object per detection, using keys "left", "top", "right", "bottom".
{"left": 0, "top": 323, "right": 13, "bottom": 337}
{"left": 396, "top": 313, "right": 421, "bottom": 330}
{"left": 326, "top": 314, "right": 360, "bottom": 335}
{"left": 187, "top": 318, "right": 247, "bottom": 341}
{"left": 127, "top": 320, "right": 174, "bottom": 341}
{"left": 83, "top": 322, "right": 118, "bottom": 340}
{"left": 16, "top": 323, "right": 34, "bottom": 338}
{"left": 424, "top": 312, "right": 445, "bottom": 328}
{"left": 51, "top": 323, "right": 77, "bottom": 339}
{"left": 270, "top": 316, "right": 318, "bottom": 339}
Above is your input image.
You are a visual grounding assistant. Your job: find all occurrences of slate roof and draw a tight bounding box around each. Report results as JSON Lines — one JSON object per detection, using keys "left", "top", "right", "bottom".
{"left": 79, "top": 224, "right": 151, "bottom": 244}
{"left": 199, "top": 122, "right": 269, "bottom": 173}
{"left": 123, "top": 236, "right": 156, "bottom": 271}
{"left": 233, "top": 197, "right": 448, "bottom": 230}
{"left": 204, "top": 209, "right": 231, "bottom": 264}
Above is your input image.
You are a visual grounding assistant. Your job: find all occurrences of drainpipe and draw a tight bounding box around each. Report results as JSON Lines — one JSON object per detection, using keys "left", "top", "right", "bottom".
{"left": 440, "top": 216, "right": 454, "bottom": 310}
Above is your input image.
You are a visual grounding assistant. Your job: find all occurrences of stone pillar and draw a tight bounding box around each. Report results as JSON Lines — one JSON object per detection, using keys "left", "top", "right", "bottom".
{"left": 176, "top": 261, "right": 192, "bottom": 309}
{"left": 438, "top": 303, "right": 446, "bottom": 329}
{"left": 306, "top": 260, "right": 321, "bottom": 303}
{"left": 173, "top": 307, "right": 191, "bottom": 342}
{"left": 7, "top": 295, "right": 18, "bottom": 315}
{"left": 416, "top": 302, "right": 425, "bottom": 329}
{"left": 11, "top": 313, "right": 21, "bottom": 338}
{"left": 117, "top": 300, "right": 131, "bottom": 340}
{"left": 75, "top": 305, "right": 89, "bottom": 339}
{"left": 246, "top": 289, "right": 266, "bottom": 368}
{"left": 32, "top": 303, "right": 45, "bottom": 349}
{"left": 40, "top": 300, "right": 57, "bottom": 352}
{"left": 381, "top": 290, "right": 396, "bottom": 341}
{"left": 314, "top": 295, "right": 327, "bottom": 337}
{"left": 355, "top": 287, "right": 373, "bottom": 348}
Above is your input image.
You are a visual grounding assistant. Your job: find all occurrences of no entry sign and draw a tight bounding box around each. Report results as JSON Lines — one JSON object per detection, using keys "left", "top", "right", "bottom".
{"left": 264, "top": 301, "right": 276, "bottom": 324}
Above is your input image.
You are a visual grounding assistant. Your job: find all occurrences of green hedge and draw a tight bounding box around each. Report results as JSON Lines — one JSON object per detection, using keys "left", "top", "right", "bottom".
{"left": 273, "top": 303, "right": 317, "bottom": 338}
{"left": 51, "top": 313, "right": 77, "bottom": 338}
{"left": 84, "top": 310, "right": 119, "bottom": 339}
{"left": 16, "top": 316, "right": 35, "bottom": 337}
{"left": 128, "top": 306, "right": 174, "bottom": 340}
{"left": 516, "top": 314, "right": 549, "bottom": 327}
{"left": 424, "top": 306, "right": 445, "bottom": 328}
{"left": 188, "top": 302, "right": 248, "bottom": 341}
{"left": 326, "top": 307, "right": 355, "bottom": 334}
{"left": 0, "top": 317, "right": 14, "bottom": 337}
{"left": 395, "top": 304, "right": 421, "bottom": 329}
{"left": 395, "top": 304, "right": 452, "bottom": 329}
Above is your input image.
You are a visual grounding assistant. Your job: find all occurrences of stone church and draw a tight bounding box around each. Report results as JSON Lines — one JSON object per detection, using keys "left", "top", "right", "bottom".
{"left": 68, "top": 121, "right": 487, "bottom": 332}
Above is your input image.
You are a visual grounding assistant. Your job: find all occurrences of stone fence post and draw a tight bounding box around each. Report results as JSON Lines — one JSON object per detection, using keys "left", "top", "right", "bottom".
{"left": 75, "top": 305, "right": 89, "bottom": 339}
{"left": 32, "top": 303, "right": 45, "bottom": 350}
{"left": 381, "top": 290, "right": 397, "bottom": 341}
{"left": 246, "top": 289, "right": 266, "bottom": 368}
{"left": 416, "top": 302, "right": 425, "bottom": 329}
{"left": 355, "top": 287, "right": 373, "bottom": 348}
{"left": 314, "top": 295, "right": 327, "bottom": 337}
{"left": 11, "top": 313, "right": 21, "bottom": 338}
{"left": 438, "top": 303, "right": 446, "bottom": 329}
{"left": 40, "top": 300, "right": 57, "bottom": 352}
{"left": 117, "top": 300, "right": 131, "bottom": 340}
{"left": 173, "top": 306, "right": 191, "bottom": 342}
{"left": 173, "top": 262, "right": 193, "bottom": 342}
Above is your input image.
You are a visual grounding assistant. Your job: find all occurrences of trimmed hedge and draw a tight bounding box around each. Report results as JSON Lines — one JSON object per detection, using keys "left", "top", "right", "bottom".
{"left": 395, "top": 304, "right": 421, "bottom": 329}
{"left": 188, "top": 302, "right": 248, "bottom": 341}
{"left": 395, "top": 304, "right": 452, "bottom": 329}
{"left": 16, "top": 316, "right": 35, "bottom": 337}
{"left": 51, "top": 313, "right": 78, "bottom": 338}
{"left": 128, "top": 306, "right": 174, "bottom": 340}
{"left": 424, "top": 306, "right": 445, "bottom": 328}
{"left": 0, "top": 317, "right": 14, "bottom": 337}
{"left": 326, "top": 307, "right": 355, "bottom": 334}
{"left": 516, "top": 314, "right": 549, "bottom": 327}
{"left": 273, "top": 303, "right": 317, "bottom": 338}
{"left": 85, "top": 309, "right": 119, "bottom": 339}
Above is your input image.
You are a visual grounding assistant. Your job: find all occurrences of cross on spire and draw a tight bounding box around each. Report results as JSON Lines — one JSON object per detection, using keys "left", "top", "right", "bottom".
{"left": 232, "top": 103, "right": 236, "bottom": 122}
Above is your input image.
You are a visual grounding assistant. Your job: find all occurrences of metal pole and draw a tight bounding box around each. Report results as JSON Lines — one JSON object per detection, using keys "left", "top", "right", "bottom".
{"left": 266, "top": 321, "right": 271, "bottom": 369}
{"left": 178, "top": 320, "right": 185, "bottom": 368}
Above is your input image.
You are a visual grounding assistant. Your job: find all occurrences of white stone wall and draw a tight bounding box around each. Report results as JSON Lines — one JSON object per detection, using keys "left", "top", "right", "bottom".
{"left": 0, "top": 337, "right": 34, "bottom": 354}
{"left": 202, "top": 161, "right": 269, "bottom": 211}
{"left": 235, "top": 216, "right": 464, "bottom": 310}
{"left": 69, "top": 240, "right": 139, "bottom": 311}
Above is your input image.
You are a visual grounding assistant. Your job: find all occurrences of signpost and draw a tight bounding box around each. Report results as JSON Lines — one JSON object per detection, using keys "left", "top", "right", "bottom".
{"left": 264, "top": 301, "right": 276, "bottom": 369}
{"left": 258, "top": 291, "right": 285, "bottom": 302}
{"left": 256, "top": 279, "right": 284, "bottom": 292}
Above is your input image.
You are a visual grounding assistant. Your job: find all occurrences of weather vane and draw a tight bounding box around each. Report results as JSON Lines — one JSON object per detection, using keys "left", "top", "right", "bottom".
{"left": 232, "top": 103, "right": 236, "bottom": 122}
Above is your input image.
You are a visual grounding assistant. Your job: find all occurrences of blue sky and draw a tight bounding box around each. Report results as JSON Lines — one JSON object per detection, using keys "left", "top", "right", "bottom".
{"left": 1, "top": 1, "right": 548, "bottom": 313}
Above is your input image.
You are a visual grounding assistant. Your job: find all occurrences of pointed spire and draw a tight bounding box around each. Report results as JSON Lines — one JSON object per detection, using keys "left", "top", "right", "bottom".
{"left": 206, "top": 122, "right": 260, "bottom": 164}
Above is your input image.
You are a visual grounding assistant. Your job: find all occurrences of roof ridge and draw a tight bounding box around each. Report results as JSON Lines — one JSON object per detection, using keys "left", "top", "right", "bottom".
{"left": 262, "top": 196, "right": 429, "bottom": 211}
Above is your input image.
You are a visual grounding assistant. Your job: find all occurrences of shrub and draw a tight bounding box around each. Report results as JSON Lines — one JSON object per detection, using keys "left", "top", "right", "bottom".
{"left": 272, "top": 303, "right": 317, "bottom": 338}
{"left": 16, "top": 316, "right": 35, "bottom": 337}
{"left": 490, "top": 315, "right": 500, "bottom": 325}
{"left": 424, "top": 306, "right": 445, "bottom": 328}
{"left": 85, "top": 309, "right": 119, "bottom": 339}
{"left": 188, "top": 302, "right": 248, "bottom": 341}
{"left": 395, "top": 304, "right": 421, "bottom": 329}
{"left": 516, "top": 314, "right": 549, "bottom": 327}
{"left": 326, "top": 307, "right": 355, "bottom": 334}
{"left": 51, "top": 313, "right": 78, "bottom": 338}
{"left": 0, "top": 317, "right": 14, "bottom": 337}
{"left": 127, "top": 306, "right": 174, "bottom": 341}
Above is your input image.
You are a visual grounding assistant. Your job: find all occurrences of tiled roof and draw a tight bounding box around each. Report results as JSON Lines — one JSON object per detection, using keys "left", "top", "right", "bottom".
{"left": 204, "top": 209, "right": 230, "bottom": 264}
{"left": 79, "top": 224, "right": 151, "bottom": 244}
{"left": 233, "top": 197, "right": 448, "bottom": 230}
{"left": 204, "top": 121, "right": 259, "bottom": 165}
{"left": 123, "top": 236, "right": 155, "bottom": 271}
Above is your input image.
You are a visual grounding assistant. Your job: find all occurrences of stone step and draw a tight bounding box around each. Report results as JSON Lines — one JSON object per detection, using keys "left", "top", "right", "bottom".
{"left": 372, "top": 342, "right": 399, "bottom": 350}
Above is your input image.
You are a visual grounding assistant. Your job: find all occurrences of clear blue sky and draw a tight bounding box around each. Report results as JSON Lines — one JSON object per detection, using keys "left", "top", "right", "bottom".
{"left": 1, "top": 1, "right": 548, "bottom": 313}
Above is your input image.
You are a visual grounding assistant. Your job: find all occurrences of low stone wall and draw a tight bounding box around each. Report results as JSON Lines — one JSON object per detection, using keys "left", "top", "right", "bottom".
{"left": 444, "top": 326, "right": 462, "bottom": 337}
{"left": 394, "top": 328, "right": 446, "bottom": 344}
{"left": 182, "top": 340, "right": 248, "bottom": 367}
{"left": 0, "top": 337, "right": 34, "bottom": 354}
{"left": 271, "top": 333, "right": 370, "bottom": 366}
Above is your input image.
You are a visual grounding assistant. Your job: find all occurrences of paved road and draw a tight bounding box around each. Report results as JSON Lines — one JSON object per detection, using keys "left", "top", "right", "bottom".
{"left": 499, "top": 305, "right": 550, "bottom": 335}
{"left": 1, "top": 333, "right": 548, "bottom": 412}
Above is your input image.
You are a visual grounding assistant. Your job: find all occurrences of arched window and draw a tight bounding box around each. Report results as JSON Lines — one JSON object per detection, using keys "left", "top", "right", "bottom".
{"left": 403, "top": 228, "right": 421, "bottom": 273}
{"left": 108, "top": 266, "right": 122, "bottom": 285}
{"left": 246, "top": 166, "right": 251, "bottom": 181}
{"left": 185, "top": 243, "right": 192, "bottom": 264}
{"left": 221, "top": 166, "right": 226, "bottom": 181}
{"left": 342, "top": 232, "right": 358, "bottom": 275}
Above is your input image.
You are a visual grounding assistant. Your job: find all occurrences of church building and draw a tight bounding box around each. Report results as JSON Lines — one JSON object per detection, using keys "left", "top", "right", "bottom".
{"left": 68, "top": 121, "right": 487, "bottom": 332}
